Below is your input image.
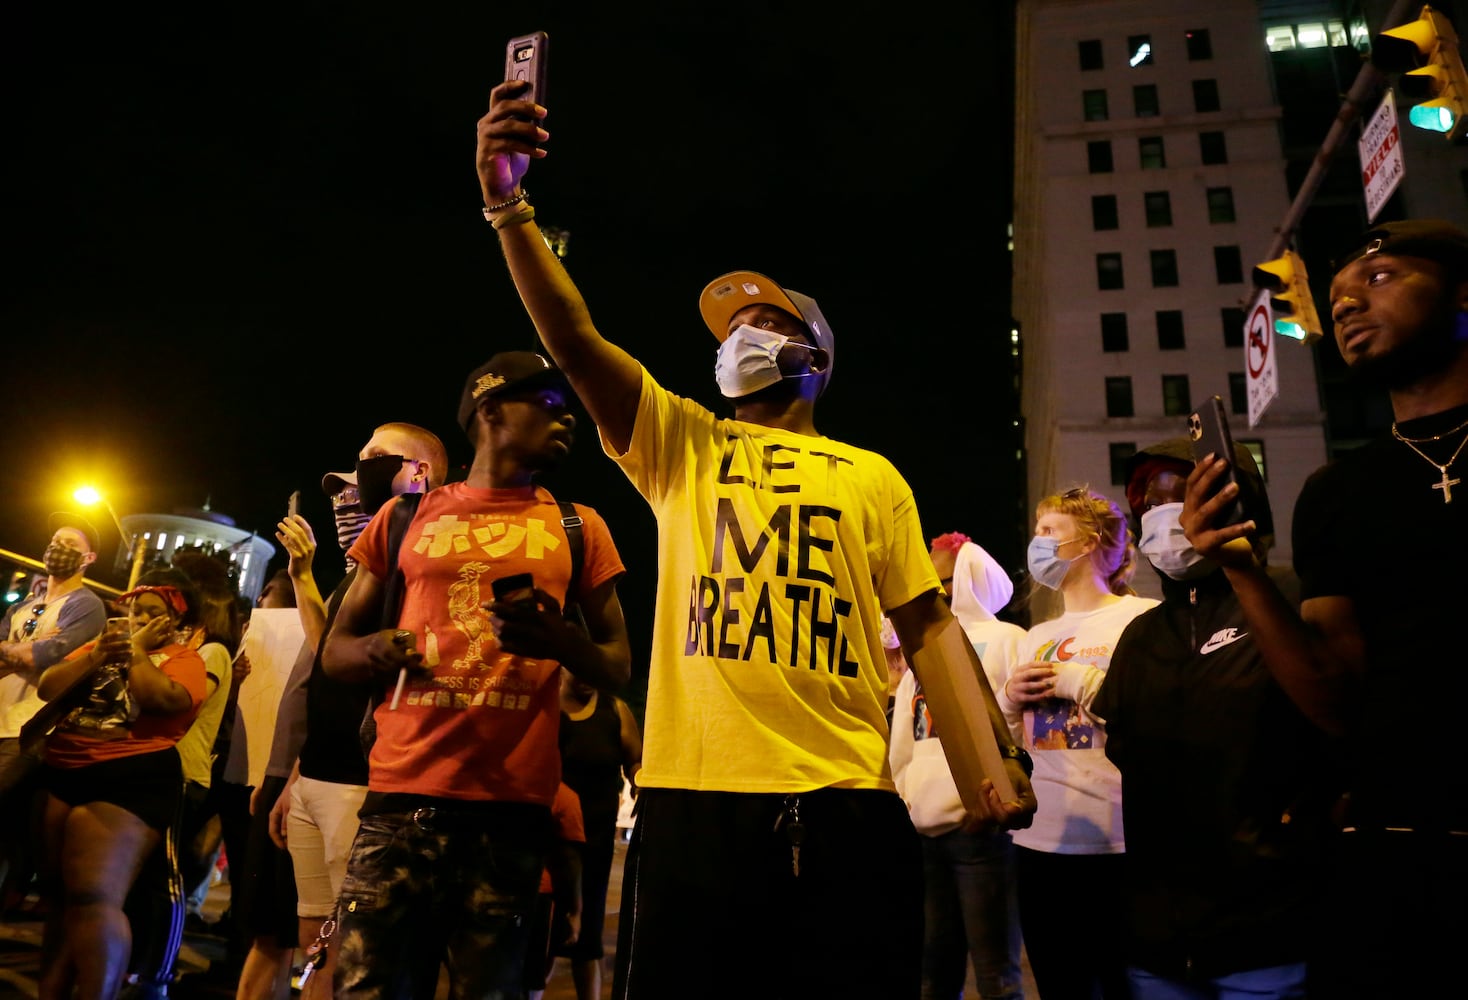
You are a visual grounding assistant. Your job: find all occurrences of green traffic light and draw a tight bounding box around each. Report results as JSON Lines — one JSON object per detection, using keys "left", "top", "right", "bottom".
{"left": 1275, "top": 320, "right": 1311, "bottom": 340}
{"left": 1409, "top": 103, "right": 1457, "bottom": 132}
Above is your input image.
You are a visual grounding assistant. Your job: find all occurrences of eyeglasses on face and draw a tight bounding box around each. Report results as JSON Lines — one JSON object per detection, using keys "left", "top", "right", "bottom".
{"left": 20, "top": 603, "right": 48, "bottom": 638}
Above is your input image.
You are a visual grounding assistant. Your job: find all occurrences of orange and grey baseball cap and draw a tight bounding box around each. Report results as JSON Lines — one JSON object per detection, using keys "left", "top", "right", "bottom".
{"left": 47, "top": 512, "right": 101, "bottom": 552}
{"left": 698, "top": 270, "right": 835, "bottom": 395}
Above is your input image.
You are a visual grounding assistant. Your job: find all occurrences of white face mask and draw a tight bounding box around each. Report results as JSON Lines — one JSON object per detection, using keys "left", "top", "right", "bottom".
{"left": 713, "top": 324, "right": 816, "bottom": 399}
{"left": 1138, "top": 503, "right": 1215, "bottom": 581}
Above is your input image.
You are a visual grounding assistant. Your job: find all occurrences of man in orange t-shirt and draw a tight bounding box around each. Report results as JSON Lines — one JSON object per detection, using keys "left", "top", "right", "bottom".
{"left": 322, "top": 351, "right": 632, "bottom": 999}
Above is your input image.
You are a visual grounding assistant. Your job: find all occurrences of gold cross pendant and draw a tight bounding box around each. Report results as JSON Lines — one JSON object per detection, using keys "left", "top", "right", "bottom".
{"left": 1433, "top": 467, "right": 1460, "bottom": 503}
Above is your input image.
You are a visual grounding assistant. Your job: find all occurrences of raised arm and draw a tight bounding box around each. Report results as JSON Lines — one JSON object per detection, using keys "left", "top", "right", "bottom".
{"left": 475, "top": 80, "right": 644, "bottom": 454}
{"left": 277, "top": 514, "right": 327, "bottom": 650}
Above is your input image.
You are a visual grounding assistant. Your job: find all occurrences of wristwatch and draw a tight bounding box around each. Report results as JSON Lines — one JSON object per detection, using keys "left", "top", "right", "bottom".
{"left": 999, "top": 744, "right": 1034, "bottom": 778}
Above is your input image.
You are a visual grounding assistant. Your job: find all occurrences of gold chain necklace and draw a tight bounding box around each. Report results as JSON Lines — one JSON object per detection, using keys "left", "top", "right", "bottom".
{"left": 1391, "top": 422, "right": 1468, "bottom": 503}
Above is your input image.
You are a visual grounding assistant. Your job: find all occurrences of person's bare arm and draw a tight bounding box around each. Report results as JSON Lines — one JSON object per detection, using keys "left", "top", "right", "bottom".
{"left": 475, "top": 80, "right": 644, "bottom": 454}
{"left": 888, "top": 589, "right": 1037, "bottom": 830}
{"left": 615, "top": 696, "right": 643, "bottom": 788}
{"left": 320, "top": 569, "right": 425, "bottom": 684}
{"left": 278, "top": 514, "right": 327, "bottom": 650}
{"left": 125, "top": 619, "right": 198, "bottom": 714}
{"left": 1183, "top": 456, "right": 1357, "bottom": 734}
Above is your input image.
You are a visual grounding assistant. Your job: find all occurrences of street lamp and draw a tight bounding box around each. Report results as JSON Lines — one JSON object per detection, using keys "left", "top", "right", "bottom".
{"left": 72, "top": 486, "right": 144, "bottom": 588}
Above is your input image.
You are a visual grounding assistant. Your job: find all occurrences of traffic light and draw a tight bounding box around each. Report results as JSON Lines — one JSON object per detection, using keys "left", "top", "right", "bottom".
{"left": 1376, "top": 5, "right": 1468, "bottom": 140}
{"left": 1252, "top": 251, "right": 1324, "bottom": 345}
{"left": 5, "top": 569, "right": 27, "bottom": 604}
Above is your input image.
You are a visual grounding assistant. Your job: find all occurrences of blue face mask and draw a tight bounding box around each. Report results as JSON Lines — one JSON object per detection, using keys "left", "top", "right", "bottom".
{"left": 1026, "top": 535, "right": 1079, "bottom": 590}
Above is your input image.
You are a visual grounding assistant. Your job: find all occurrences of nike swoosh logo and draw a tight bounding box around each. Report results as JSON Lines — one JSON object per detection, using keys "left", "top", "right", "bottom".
{"left": 1200, "top": 627, "right": 1246, "bottom": 654}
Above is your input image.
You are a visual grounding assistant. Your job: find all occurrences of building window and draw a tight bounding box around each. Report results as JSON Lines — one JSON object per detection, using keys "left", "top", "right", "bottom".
{"left": 1110, "top": 443, "right": 1138, "bottom": 485}
{"left": 1229, "top": 372, "right": 1248, "bottom": 414}
{"left": 1193, "top": 79, "right": 1221, "bottom": 113}
{"left": 1206, "top": 186, "right": 1236, "bottom": 223}
{"left": 1105, "top": 377, "right": 1135, "bottom": 417}
{"left": 1214, "top": 245, "right": 1244, "bottom": 284}
{"left": 1088, "top": 140, "right": 1114, "bottom": 173}
{"left": 1097, "top": 253, "right": 1125, "bottom": 290}
{"left": 1092, "top": 194, "right": 1119, "bottom": 230}
{"left": 1083, "top": 88, "right": 1109, "bottom": 122}
{"left": 1139, "top": 136, "right": 1166, "bottom": 168}
{"left": 1079, "top": 38, "right": 1104, "bottom": 70}
{"left": 1101, "top": 312, "right": 1129, "bottom": 352}
{"left": 1157, "top": 310, "right": 1186, "bottom": 349}
{"left": 1186, "top": 28, "right": 1213, "bottom": 60}
{"left": 1222, "top": 306, "right": 1245, "bottom": 347}
{"left": 1128, "top": 34, "right": 1154, "bottom": 67}
{"left": 1162, "top": 375, "right": 1192, "bottom": 416}
{"left": 1144, "top": 190, "right": 1172, "bottom": 227}
{"left": 1133, "top": 84, "right": 1160, "bottom": 117}
{"left": 1151, "top": 249, "right": 1179, "bottom": 287}
{"left": 1200, "top": 130, "right": 1228, "bottom": 164}
{"left": 1239, "top": 438, "right": 1267, "bottom": 480}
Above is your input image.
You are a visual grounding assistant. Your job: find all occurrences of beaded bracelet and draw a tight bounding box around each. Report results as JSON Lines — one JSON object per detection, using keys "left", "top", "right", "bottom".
{"left": 482, "top": 190, "right": 527, "bottom": 220}
{"left": 492, "top": 206, "right": 537, "bottom": 231}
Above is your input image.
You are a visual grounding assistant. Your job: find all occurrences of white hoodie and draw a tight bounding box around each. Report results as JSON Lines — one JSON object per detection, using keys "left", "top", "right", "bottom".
{"left": 889, "top": 542, "right": 1025, "bottom": 836}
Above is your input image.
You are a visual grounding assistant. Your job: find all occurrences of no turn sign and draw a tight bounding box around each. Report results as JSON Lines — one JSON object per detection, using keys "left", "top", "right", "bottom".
{"left": 1245, "top": 289, "right": 1278, "bottom": 427}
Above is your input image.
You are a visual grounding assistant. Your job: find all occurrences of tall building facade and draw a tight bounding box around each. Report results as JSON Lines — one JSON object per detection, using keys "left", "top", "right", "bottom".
{"left": 1014, "top": 0, "right": 1331, "bottom": 600}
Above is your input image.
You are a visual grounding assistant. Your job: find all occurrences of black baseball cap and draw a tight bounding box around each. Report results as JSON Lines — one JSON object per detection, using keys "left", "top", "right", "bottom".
{"left": 457, "top": 351, "right": 568, "bottom": 433}
{"left": 47, "top": 511, "right": 102, "bottom": 553}
{"left": 1331, "top": 218, "right": 1468, "bottom": 275}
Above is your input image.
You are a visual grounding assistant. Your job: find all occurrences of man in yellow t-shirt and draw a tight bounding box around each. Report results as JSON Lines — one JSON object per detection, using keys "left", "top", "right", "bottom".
{"left": 476, "top": 81, "right": 1037, "bottom": 999}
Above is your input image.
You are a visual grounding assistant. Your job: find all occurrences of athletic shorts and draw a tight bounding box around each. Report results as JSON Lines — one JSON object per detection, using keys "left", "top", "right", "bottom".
{"left": 42, "top": 747, "right": 182, "bottom": 832}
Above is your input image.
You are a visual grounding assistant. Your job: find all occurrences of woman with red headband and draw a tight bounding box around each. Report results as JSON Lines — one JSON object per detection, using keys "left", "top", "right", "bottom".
{"left": 32, "top": 567, "right": 206, "bottom": 1000}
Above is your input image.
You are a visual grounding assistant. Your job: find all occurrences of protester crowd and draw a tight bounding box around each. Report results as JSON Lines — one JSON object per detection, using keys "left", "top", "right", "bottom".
{"left": 0, "top": 72, "right": 1464, "bottom": 1000}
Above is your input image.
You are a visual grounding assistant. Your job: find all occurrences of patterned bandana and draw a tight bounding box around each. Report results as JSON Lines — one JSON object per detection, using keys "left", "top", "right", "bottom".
{"left": 120, "top": 585, "right": 189, "bottom": 616}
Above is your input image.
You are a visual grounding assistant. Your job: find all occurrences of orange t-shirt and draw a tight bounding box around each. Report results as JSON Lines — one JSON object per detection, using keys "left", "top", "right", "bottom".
{"left": 350, "top": 484, "right": 625, "bottom": 805}
{"left": 540, "top": 781, "right": 586, "bottom": 894}
{"left": 45, "top": 642, "right": 207, "bottom": 768}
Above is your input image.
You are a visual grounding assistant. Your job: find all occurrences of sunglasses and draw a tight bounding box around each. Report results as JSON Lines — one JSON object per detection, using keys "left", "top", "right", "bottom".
{"left": 20, "top": 603, "right": 48, "bottom": 639}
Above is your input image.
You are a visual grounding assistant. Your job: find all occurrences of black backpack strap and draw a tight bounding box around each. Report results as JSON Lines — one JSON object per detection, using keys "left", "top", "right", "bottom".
{"left": 360, "top": 492, "right": 424, "bottom": 758}
{"left": 558, "top": 500, "right": 585, "bottom": 619}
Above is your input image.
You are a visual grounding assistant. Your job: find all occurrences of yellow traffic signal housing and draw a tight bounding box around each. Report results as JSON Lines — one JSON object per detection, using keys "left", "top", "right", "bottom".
{"left": 1376, "top": 5, "right": 1468, "bottom": 140}
{"left": 1252, "top": 251, "right": 1324, "bottom": 345}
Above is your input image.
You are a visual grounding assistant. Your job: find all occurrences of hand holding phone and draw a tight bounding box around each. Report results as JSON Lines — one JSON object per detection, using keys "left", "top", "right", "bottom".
{"left": 1186, "top": 396, "right": 1248, "bottom": 527}
{"left": 504, "top": 31, "right": 549, "bottom": 113}
{"left": 287, "top": 490, "right": 301, "bottom": 520}
{"left": 491, "top": 572, "right": 536, "bottom": 606}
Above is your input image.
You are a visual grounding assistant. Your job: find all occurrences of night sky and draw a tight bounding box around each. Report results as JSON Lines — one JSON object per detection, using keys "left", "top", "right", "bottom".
{"left": 4, "top": 2, "right": 1021, "bottom": 682}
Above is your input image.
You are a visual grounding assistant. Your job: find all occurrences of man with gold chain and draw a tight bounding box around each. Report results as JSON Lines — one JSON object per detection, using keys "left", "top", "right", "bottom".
{"left": 1180, "top": 219, "right": 1468, "bottom": 998}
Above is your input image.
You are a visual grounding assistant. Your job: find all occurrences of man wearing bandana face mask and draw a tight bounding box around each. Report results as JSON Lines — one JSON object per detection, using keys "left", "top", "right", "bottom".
{"left": 0, "top": 513, "right": 107, "bottom": 914}
{"left": 239, "top": 422, "right": 446, "bottom": 1000}
{"left": 1090, "top": 441, "right": 1336, "bottom": 998}
{"left": 477, "top": 82, "right": 1035, "bottom": 999}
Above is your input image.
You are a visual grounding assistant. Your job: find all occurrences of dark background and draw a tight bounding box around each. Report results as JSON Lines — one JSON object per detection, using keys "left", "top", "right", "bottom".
{"left": 2, "top": 2, "right": 1021, "bottom": 693}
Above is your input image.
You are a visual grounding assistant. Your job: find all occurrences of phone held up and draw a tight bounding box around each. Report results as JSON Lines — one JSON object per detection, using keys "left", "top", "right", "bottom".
{"left": 504, "top": 30, "right": 549, "bottom": 113}
{"left": 287, "top": 489, "right": 301, "bottom": 520}
{"left": 1186, "top": 395, "right": 1249, "bottom": 528}
{"left": 491, "top": 572, "right": 536, "bottom": 606}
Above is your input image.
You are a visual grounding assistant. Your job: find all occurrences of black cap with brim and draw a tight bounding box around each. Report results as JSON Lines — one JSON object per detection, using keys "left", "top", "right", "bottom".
{"left": 457, "top": 351, "right": 568, "bottom": 433}
{"left": 48, "top": 511, "right": 102, "bottom": 553}
{"left": 1331, "top": 218, "right": 1468, "bottom": 275}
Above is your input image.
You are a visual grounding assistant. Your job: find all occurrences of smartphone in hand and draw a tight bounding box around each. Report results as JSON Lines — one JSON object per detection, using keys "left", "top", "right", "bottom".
{"left": 491, "top": 572, "right": 536, "bottom": 605}
{"left": 1186, "top": 395, "right": 1249, "bottom": 527}
{"left": 504, "top": 31, "right": 549, "bottom": 110}
{"left": 287, "top": 490, "right": 301, "bottom": 520}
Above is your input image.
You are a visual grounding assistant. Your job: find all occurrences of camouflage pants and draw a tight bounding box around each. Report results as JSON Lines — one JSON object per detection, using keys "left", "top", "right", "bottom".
{"left": 333, "top": 803, "right": 547, "bottom": 1000}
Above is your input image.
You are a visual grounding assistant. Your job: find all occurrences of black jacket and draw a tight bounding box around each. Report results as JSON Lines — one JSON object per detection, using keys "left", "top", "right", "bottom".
{"left": 1094, "top": 564, "right": 1340, "bottom": 980}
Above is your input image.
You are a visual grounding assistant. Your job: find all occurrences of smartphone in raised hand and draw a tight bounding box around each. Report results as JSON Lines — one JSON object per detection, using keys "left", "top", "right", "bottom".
{"left": 1186, "top": 395, "right": 1249, "bottom": 527}
{"left": 504, "top": 31, "right": 549, "bottom": 111}
{"left": 287, "top": 490, "right": 301, "bottom": 520}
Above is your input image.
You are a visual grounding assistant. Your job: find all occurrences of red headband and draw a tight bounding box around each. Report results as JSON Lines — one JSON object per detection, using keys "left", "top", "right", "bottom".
{"left": 121, "top": 585, "right": 188, "bottom": 616}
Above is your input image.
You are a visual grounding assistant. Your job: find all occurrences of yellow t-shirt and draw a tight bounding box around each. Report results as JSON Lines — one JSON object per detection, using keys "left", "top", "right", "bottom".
{"left": 606, "top": 369, "right": 939, "bottom": 793}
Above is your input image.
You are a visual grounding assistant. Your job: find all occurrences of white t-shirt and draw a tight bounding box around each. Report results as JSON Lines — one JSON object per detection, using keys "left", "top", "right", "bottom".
{"left": 1004, "top": 595, "right": 1156, "bottom": 854}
